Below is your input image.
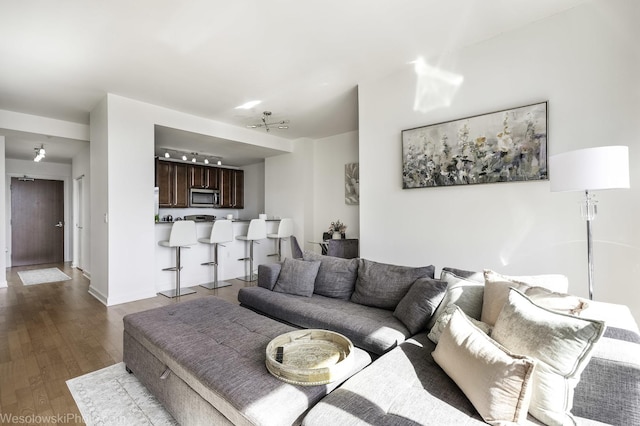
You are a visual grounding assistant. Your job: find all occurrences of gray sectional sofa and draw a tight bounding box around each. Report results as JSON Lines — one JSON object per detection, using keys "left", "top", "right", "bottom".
{"left": 236, "top": 253, "right": 640, "bottom": 426}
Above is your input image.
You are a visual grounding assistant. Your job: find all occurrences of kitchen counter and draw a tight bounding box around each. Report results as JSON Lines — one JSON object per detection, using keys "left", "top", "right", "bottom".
{"left": 155, "top": 218, "right": 281, "bottom": 224}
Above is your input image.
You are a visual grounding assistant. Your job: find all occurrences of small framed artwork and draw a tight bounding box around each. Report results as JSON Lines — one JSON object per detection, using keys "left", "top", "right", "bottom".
{"left": 401, "top": 101, "right": 548, "bottom": 189}
{"left": 345, "top": 162, "right": 359, "bottom": 205}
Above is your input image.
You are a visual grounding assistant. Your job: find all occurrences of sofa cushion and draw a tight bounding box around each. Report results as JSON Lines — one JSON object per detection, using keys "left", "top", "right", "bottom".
{"left": 350, "top": 259, "right": 435, "bottom": 310}
{"left": 303, "top": 251, "right": 358, "bottom": 300}
{"left": 238, "top": 286, "right": 410, "bottom": 355}
{"left": 303, "top": 333, "right": 488, "bottom": 426}
{"left": 273, "top": 258, "right": 321, "bottom": 297}
{"left": 428, "top": 304, "right": 492, "bottom": 344}
{"left": 433, "top": 308, "right": 536, "bottom": 425}
{"left": 482, "top": 269, "right": 570, "bottom": 325}
{"left": 492, "top": 289, "right": 606, "bottom": 426}
{"left": 393, "top": 277, "right": 447, "bottom": 334}
{"left": 427, "top": 267, "right": 485, "bottom": 329}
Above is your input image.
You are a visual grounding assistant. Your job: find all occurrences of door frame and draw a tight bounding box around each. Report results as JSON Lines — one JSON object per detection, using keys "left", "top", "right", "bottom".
{"left": 6, "top": 172, "right": 72, "bottom": 267}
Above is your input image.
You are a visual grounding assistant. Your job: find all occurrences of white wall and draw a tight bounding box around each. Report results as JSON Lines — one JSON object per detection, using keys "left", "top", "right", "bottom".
{"left": 0, "top": 136, "right": 5, "bottom": 287}
{"left": 265, "top": 132, "right": 359, "bottom": 255}
{"left": 266, "top": 138, "right": 315, "bottom": 253}
{"left": 89, "top": 94, "right": 292, "bottom": 306}
{"left": 358, "top": 0, "right": 640, "bottom": 320}
{"left": 89, "top": 96, "right": 109, "bottom": 303}
{"left": 72, "top": 144, "right": 91, "bottom": 274}
{"left": 5, "top": 159, "right": 73, "bottom": 266}
{"left": 313, "top": 131, "right": 359, "bottom": 243}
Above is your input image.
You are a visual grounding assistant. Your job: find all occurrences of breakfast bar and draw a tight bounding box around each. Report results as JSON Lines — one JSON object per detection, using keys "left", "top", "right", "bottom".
{"left": 154, "top": 219, "right": 282, "bottom": 295}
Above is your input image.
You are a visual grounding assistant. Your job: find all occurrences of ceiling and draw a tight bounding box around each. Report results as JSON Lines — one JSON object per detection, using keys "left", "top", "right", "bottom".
{"left": 0, "top": 0, "right": 586, "bottom": 165}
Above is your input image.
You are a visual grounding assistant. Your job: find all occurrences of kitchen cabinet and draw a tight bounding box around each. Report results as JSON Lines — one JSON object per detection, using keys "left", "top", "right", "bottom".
{"left": 189, "top": 165, "right": 219, "bottom": 190}
{"left": 156, "top": 159, "right": 188, "bottom": 208}
{"left": 219, "top": 169, "right": 244, "bottom": 209}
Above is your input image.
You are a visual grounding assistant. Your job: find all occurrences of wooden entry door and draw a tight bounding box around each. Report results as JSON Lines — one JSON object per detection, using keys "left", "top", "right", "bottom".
{"left": 11, "top": 178, "right": 65, "bottom": 266}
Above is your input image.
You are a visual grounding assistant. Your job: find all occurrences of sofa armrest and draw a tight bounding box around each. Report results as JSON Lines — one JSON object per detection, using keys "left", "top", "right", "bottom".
{"left": 257, "top": 263, "right": 281, "bottom": 290}
{"left": 570, "top": 300, "right": 640, "bottom": 424}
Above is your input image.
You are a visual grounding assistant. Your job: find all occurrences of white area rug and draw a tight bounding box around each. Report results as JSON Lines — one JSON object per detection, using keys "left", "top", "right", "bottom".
{"left": 17, "top": 267, "right": 71, "bottom": 286}
{"left": 66, "top": 362, "right": 177, "bottom": 426}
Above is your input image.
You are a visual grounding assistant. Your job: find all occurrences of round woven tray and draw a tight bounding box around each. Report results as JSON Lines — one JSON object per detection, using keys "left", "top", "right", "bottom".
{"left": 265, "top": 329, "right": 354, "bottom": 386}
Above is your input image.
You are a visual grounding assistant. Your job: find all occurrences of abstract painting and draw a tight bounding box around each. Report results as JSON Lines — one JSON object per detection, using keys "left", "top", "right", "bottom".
{"left": 401, "top": 102, "right": 548, "bottom": 189}
{"left": 345, "top": 162, "right": 359, "bottom": 205}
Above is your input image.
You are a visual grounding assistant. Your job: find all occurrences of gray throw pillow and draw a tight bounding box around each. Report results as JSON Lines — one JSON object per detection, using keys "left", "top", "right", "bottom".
{"left": 303, "top": 251, "right": 358, "bottom": 300}
{"left": 273, "top": 258, "right": 321, "bottom": 297}
{"left": 393, "top": 277, "right": 448, "bottom": 334}
{"left": 426, "top": 267, "right": 485, "bottom": 330}
{"left": 350, "top": 259, "right": 435, "bottom": 310}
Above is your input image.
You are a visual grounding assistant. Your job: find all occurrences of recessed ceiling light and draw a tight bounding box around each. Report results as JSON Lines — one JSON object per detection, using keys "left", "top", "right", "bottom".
{"left": 164, "top": 151, "right": 170, "bottom": 158}
{"left": 217, "top": 160, "right": 222, "bottom": 166}
{"left": 235, "top": 100, "right": 262, "bottom": 110}
{"left": 204, "top": 159, "right": 209, "bottom": 165}
{"left": 181, "top": 154, "right": 187, "bottom": 161}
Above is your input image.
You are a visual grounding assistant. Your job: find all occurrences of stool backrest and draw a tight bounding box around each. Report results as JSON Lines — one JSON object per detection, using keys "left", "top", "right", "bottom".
{"left": 246, "top": 219, "right": 267, "bottom": 240}
{"left": 276, "top": 218, "right": 294, "bottom": 238}
{"left": 209, "top": 220, "right": 234, "bottom": 244}
{"left": 169, "top": 220, "right": 197, "bottom": 247}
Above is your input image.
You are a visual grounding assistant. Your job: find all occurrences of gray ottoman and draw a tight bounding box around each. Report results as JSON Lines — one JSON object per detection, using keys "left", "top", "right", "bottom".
{"left": 123, "top": 297, "right": 371, "bottom": 426}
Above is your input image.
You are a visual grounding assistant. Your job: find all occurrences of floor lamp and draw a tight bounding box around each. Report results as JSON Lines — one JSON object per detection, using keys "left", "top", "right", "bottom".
{"left": 550, "top": 146, "right": 630, "bottom": 300}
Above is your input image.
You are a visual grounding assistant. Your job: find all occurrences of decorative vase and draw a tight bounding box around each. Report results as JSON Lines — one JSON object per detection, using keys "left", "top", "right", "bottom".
{"left": 332, "top": 232, "right": 341, "bottom": 239}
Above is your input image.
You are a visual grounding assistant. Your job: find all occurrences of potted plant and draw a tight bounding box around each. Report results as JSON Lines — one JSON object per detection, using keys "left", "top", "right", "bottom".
{"left": 328, "top": 220, "right": 347, "bottom": 239}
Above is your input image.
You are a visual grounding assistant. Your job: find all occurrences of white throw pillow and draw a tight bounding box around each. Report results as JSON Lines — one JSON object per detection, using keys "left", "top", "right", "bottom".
{"left": 492, "top": 289, "right": 605, "bottom": 426}
{"left": 433, "top": 307, "right": 536, "bottom": 425}
{"left": 482, "top": 269, "right": 571, "bottom": 326}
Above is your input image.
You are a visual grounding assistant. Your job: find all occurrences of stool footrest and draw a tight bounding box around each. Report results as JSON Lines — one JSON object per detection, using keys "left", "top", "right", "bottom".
{"left": 162, "top": 266, "right": 182, "bottom": 272}
{"left": 200, "top": 261, "right": 218, "bottom": 266}
{"left": 267, "top": 253, "right": 279, "bottom": 257}
{"left": 158, "top": 287, "right": 196, "bottom": 298}
{"left": 238, "top": 257, "right": 250, "bottom": 261}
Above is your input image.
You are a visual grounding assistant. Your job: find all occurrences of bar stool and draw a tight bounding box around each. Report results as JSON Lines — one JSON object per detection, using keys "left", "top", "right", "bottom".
{"left": 267, "top": 218, "right": 293, "bottom": 261}
{"left": 158, "top": 220, "right": 197, "bottom": 298}
{"left": 236, "top": 218, "right": 266, "bottom": 282}
{"left": 198, "top": 220, "right": 234, "bottom": 289}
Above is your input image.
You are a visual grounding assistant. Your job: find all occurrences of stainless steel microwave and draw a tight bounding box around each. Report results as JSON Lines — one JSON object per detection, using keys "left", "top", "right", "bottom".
{"left": 189, "top": 188, "right": 220, "bottom": 208}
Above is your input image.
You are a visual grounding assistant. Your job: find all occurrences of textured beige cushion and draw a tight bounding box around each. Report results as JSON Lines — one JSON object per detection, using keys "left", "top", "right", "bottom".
{"left": 482, "top": 270, "right": 573, "bottom": 326}
{"left": 428, "top": 304, "right": 492, "bottom": 344}
{"left": 433, "top": 307, "right": 536, "bottom": 425}
{"left": 492, "top": 289, "right": 606, "bottom": 426}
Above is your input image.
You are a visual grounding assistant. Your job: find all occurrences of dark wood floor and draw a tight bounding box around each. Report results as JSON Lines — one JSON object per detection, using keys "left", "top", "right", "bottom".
{"left": 0, "top": 262, "right": 249, "bottom": 424}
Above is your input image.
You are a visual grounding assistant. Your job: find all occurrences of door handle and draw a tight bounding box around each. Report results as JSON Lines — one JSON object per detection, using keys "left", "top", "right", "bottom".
{"left": 55, "top": 221, "right": 64, "bottom": 228}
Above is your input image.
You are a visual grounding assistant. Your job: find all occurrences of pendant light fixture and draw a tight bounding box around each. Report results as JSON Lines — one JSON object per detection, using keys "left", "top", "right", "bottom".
{"left": 247, "top": 111, "right": 289, "bottom": 132}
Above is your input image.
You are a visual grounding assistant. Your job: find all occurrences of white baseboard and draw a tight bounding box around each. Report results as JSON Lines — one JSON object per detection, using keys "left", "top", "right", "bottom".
{"left": 88, "top": 285, "right": 108, "bottom": 306}
{"left": 0, "top": 280, "right": 7, "bottom": 288}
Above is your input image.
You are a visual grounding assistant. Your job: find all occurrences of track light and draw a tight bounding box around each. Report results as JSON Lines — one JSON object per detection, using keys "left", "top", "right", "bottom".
{"left": 160, "top": 148, "right": 222, "bottom": 167}
{"left": 33, "top": 145, "right": 46, "bottom": 162}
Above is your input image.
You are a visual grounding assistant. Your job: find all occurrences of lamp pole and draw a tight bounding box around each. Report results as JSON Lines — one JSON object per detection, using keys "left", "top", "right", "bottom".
{"left": 582, "top": 189, "right": 597, "bottom": 300}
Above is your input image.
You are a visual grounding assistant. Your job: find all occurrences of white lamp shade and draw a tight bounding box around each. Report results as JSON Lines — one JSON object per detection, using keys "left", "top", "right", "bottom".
{"left": 550, "top": 146, "right": 630, "bottom": 192}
